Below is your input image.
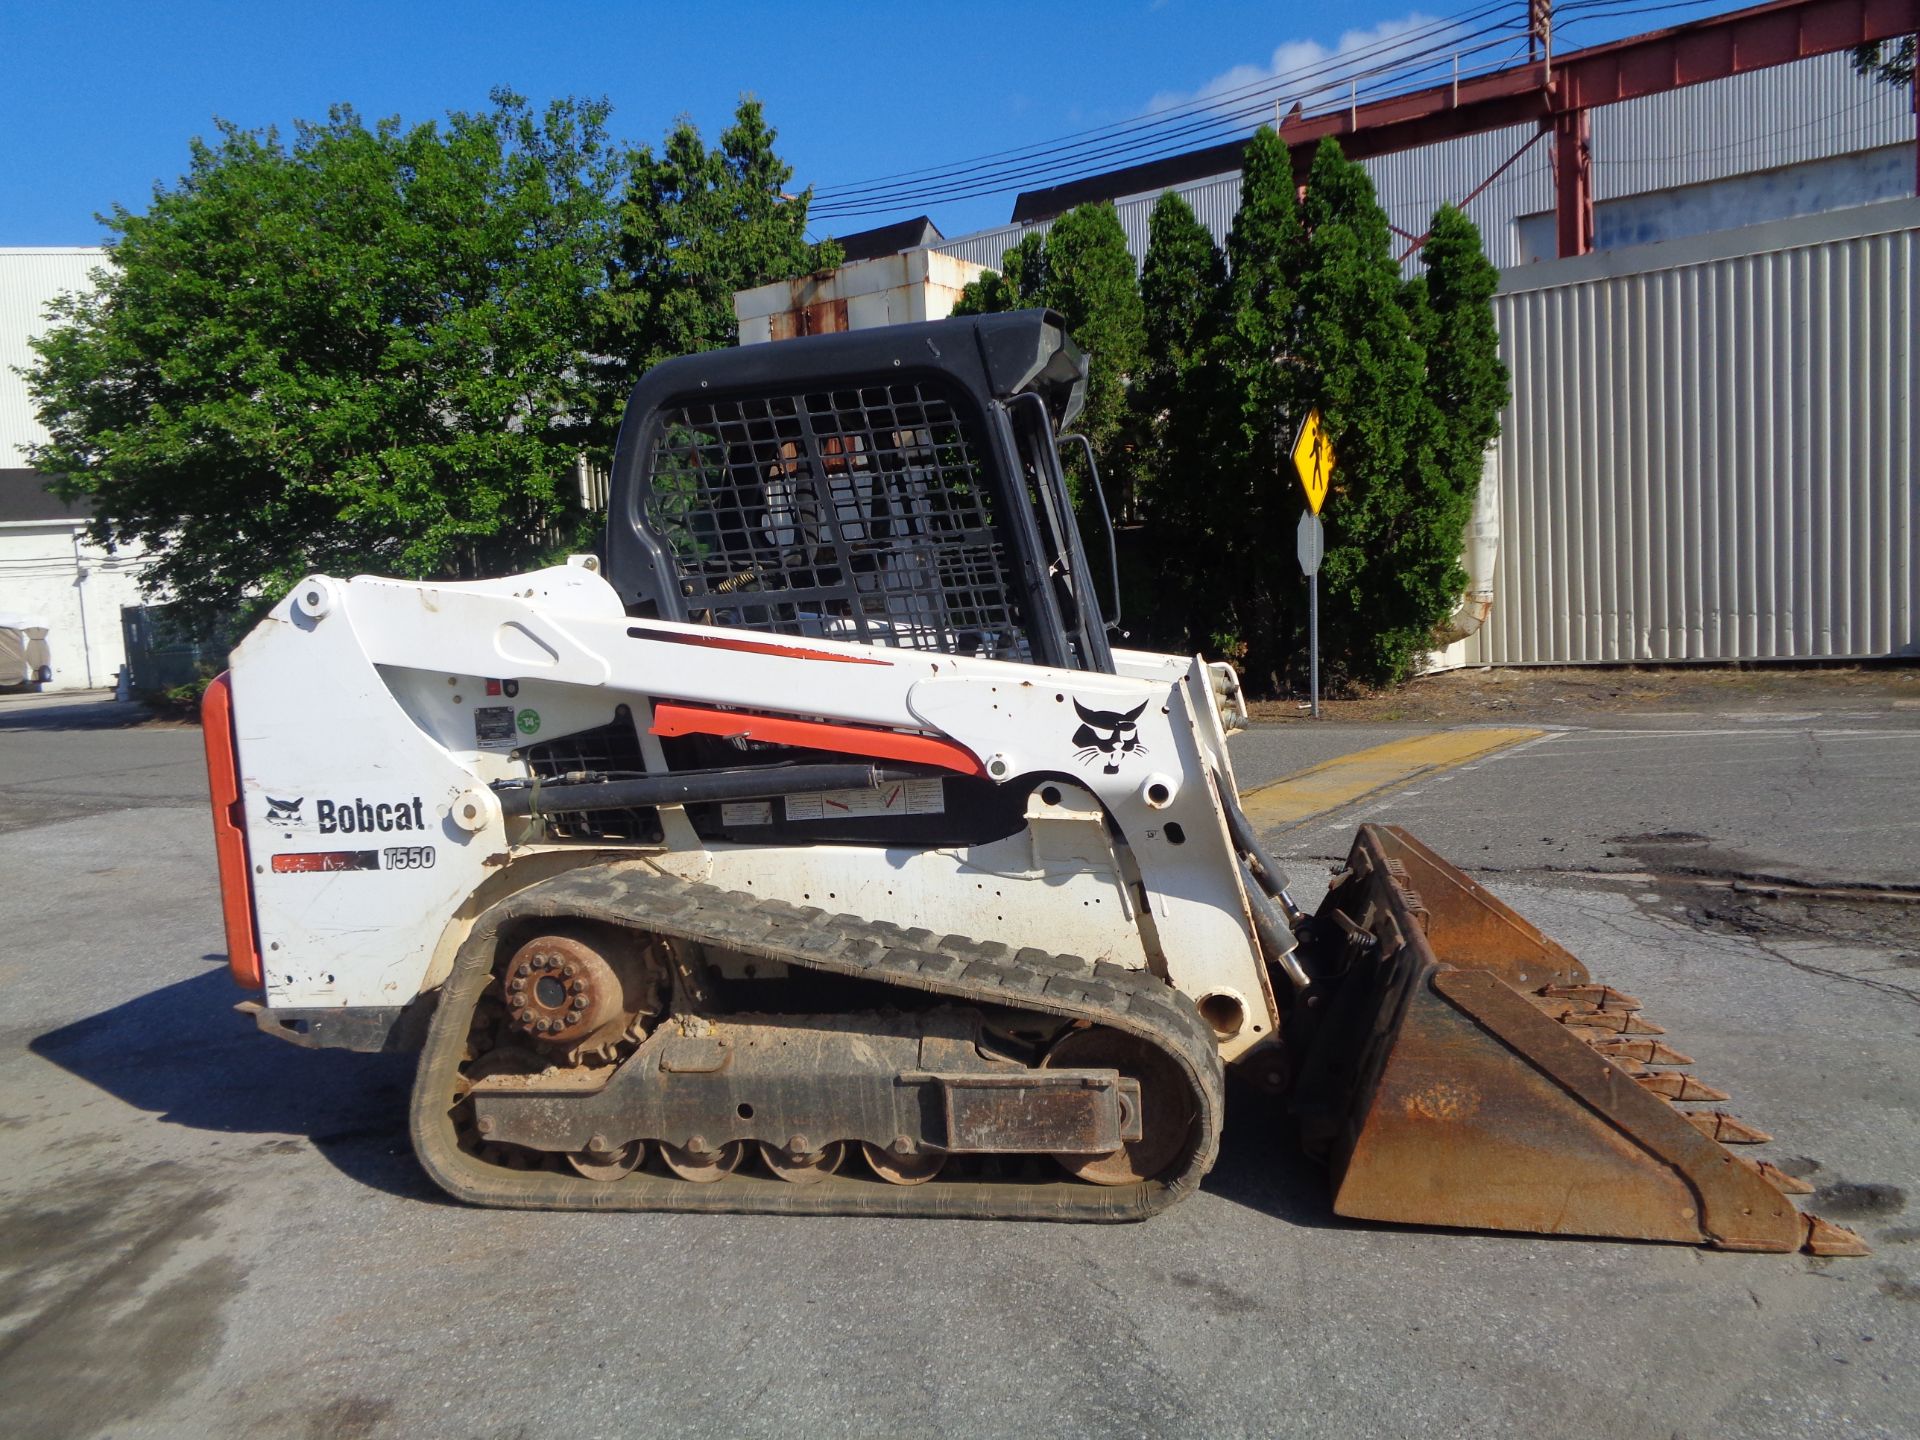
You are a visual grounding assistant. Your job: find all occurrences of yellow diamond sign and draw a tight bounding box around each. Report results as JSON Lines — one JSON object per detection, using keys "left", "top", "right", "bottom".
{"left": 1291, "top": 409, "right": 1335, "bottom": 515}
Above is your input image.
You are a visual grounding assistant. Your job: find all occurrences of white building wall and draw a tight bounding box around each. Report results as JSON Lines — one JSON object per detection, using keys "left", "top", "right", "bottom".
{"left": 0, "top": 522, "right": 147, "bottom": 689}
{"left": 1, "top": 246, "right": 155, "bottom": 691}
{"left": 735, "top": 250, "right": 987, "bottom": 344}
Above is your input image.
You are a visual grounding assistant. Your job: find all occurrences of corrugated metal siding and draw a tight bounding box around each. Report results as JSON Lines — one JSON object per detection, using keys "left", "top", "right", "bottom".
{"left": 1469, "top": 201, "right": 1917, "bottom": 665}
{"left": 927, "top": 53, "right": 1914, "bottom": 277}
{"left": 1591, "top": 51, "right": 1914, "bottom": 201}
{"left": 1363, "top": 122, "right": 1553, "bottom": 269}
{"left": 0, "top": 249, "right": 107, "bottom": 459}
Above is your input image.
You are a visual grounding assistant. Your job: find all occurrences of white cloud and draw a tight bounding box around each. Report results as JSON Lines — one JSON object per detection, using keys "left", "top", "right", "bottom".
{"left": 1147, "top": 13, "right": 1462, "bottom": 120}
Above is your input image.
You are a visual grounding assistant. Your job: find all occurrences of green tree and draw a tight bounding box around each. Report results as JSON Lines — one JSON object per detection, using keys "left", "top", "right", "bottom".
{"left": 951, "top": 231, "right": 1048, "bottom": 315}
{"left": 1295, "top": 137, "right": 1454, "bottom": 685}
{"left": 26, "top": 91, "right": 623, "bottom": 622}
{"left": 1851, "top": 37, "right": 1916, "bottom": 87}
{"left": 595, "top": 98, "right": 840, "bottom": 409}
{"left": 1203, "top": 126, "right": 1308, "bottom": 675}
{"left": 1133, "top": 190, "right": 1228, "bottom": 649}
{"left": 1403, "top": 204, "right": 1508, "bottom": 646}
{"left": 951, "top": 207, "right": 1141, "bottom": 515}
{"left": 1039, "top": 203, "right": 1144, "bottom": 498}
{"left": 1137, "top": 191, "right": 1224, "bottom": 450}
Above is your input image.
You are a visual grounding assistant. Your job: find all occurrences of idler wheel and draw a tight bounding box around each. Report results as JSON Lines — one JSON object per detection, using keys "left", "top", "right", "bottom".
{"left": 500, "top": 934, "right": 622, "bottom": 1046}
{"left": 1043, "top": 1028, "right": 1193, "bottom": 1186}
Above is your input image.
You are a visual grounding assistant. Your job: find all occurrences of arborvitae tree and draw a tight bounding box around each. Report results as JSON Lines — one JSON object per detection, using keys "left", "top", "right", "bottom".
{"left": 951, "top": 208, "right": 1141, "bottom": 514}
{"left": 1041, "top": 203, "right": 1145, "bottom": 508}
{"left": 1138, "top": 191, "right": 1225, "bottom": 442}
{"left": 950, "top": 231, "right": 1048, "bottom": 315}
{"left": 1404, "top": 204, "right": 1508, "bottom": 641}
{"left": 1205, "top": 126, "right": 1307, "bottom": 675}
{"left": 1293, "top": 136, "right": 1431, "bottom": 684}
{"left": 1134, "top": 190, "right": 1229, "bottom": 651}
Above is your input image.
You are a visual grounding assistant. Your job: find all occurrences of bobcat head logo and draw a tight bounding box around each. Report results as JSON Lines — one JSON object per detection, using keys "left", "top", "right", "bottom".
{"left": 266, "top": 796, "right": 304, "bottom": 823}
{"left": 1072, "top": 700, "right": 1149, "bottom": 774}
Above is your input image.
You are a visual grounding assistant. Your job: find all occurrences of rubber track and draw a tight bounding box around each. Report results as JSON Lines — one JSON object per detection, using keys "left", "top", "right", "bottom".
{"left": 409, "top": 863, "right": 1225, "bottom": 1220}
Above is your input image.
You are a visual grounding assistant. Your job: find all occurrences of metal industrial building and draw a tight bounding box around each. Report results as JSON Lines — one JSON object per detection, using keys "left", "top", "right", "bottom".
{"left": 926, "top": 51, "right": 1915, "bottom": 277}
{"left": 874, "top": 2, "right": 1919, "bottom": 667}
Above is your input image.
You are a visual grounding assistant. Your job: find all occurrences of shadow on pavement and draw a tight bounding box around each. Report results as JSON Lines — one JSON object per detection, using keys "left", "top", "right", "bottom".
{"left": 0, "top": 694, "right": 175, "bottom": 733}
{"left": 29, "top": 967, "right": 443, "bottom": 1203}
{"left": 30, "top": 967, "right": 1373, "bottom": 1226}
{"left": 1198, "top": 1087, "right": 1349, "bottom": 1231}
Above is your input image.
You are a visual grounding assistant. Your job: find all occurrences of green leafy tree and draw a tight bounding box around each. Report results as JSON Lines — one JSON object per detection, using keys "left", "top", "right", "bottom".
{"left": 951, "top": 231, "right": 1048, "bottom": 315}
{"left": 1137, "top": 191, "right": 1224, "bottom": 453}
{"left": 1134, "top": 190, "right": 1229, "bottom": 649}
{"left": 26, "top": 91, "right": 835, "bottom": 625}
{"left": 1038, "top": 202, "right": 1145, "bottom": 498}
{"left": 26, "top": 91, "right": 623, "bottom": 622}
{"left": 1851, "top": 37, "right": 1915, "bottom": 87}
{"left": 1201, "top": 126, "right": 1308, "bottom": 674}
{"left": 1293, "top": 136, "right": 1433, "bottom": 684}
{"left": 950, "top": 207, "right": 1141, "bottom": 507}
{"left": 595, "top": 98, "right": 841, "bottom": 410}
{"left": 1403, "top": 204, "right": 1508, "bottom": 645}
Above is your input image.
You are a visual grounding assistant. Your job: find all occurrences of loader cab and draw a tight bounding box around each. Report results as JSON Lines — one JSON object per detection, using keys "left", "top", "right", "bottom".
{"left": 603, "top": 310, "right": 1114, "bottom": 674}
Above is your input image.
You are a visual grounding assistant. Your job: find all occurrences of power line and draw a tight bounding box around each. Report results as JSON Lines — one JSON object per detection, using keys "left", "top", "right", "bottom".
{"left": 806, "top": 0, "right": 1754, "bottom": 222}
{"left": 810, "top": 4, "right": 1528, "bottom": 214}
{"left": 810, "top": 1, "right": 1515, "bottom": 201}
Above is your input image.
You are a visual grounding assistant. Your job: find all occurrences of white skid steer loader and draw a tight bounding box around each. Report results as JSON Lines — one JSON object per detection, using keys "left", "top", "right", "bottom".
{"left": 202, "top": 311, "right": 1862, "bottom": 1251}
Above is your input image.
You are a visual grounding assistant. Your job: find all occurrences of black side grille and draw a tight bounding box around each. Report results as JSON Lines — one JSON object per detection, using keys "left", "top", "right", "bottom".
{"left": 522, "top": 710, "right": 662, "bottom": 844}
{"left": 643, "top": 381, "right": 1031, "bottom": 661}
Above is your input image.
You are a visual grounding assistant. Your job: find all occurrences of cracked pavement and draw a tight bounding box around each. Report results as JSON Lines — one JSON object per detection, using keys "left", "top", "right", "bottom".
{"left": 1, "top": 691, "right": 1917, "bottom": 1439}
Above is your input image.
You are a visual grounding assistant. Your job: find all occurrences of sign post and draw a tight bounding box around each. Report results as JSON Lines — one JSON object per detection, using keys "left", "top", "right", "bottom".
{"left": 1290, "top": 410, "right": 1336, "bottom": 719}
{"left": 1296, "top": 511, "right": 1323, "bottom": 718}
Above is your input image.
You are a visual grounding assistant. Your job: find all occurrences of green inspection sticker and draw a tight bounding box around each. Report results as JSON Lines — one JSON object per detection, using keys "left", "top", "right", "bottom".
{"left": 515, "top": 708, "right": 541, "bottom": 736}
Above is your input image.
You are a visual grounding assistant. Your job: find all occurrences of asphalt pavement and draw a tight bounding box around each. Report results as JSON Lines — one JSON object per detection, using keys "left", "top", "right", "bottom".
{"left": 2, "top": 687, "right": 1916, "bottom": 1440}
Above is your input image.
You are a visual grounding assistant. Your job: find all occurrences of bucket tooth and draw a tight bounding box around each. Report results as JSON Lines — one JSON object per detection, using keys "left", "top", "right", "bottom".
{"left": 1589, "top": 1037, "right": 1695, "bottom": 1067}
{"left": 1636, "top": 1073, "right": 1731, "bottom": 1103}
{"left": 1802, "top": 1213, "right": 1870, "bottom": 1257}
{"left": 1539, "top": 983, "right": 1642, "bottom": 1011}
{"left": 1559, "top": 1008, "right": 1666, "bottom": 1035}
{"left": 1686, "top": 1110, "right": 1772, "bottom": 1145}
{"left": 1751, "top": 1159, "right": 1815, "bottom": 1196}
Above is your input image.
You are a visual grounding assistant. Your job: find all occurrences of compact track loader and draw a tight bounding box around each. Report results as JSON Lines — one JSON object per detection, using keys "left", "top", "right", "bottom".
{"left": 204, "top": 311, "right": 1861, "bottom": 1252}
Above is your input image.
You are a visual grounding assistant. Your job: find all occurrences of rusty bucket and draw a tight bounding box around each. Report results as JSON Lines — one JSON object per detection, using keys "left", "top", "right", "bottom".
{"left": 1287, "top": 825, "right": 1863, "bottom": 1255}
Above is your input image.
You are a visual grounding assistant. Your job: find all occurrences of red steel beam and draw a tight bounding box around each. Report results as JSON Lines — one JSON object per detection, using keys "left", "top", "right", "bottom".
{"left": 1009, "top": 0, "right": 1920, "bottom": 224}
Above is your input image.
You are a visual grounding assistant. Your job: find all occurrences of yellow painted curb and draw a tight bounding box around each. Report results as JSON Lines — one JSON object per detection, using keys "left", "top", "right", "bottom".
{"left": 1239, "top": 727, "right": 1546, "bottom": 831}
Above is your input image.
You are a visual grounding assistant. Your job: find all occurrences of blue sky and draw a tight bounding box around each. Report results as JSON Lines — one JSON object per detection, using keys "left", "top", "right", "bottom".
{"left": 1, "top": 0, "right": 1727, "bottom": 249}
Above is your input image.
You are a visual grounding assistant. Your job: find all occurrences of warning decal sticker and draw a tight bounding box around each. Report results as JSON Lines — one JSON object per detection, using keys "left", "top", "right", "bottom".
{"left": 784, "top": 778, "right": 945, "bottom": 822}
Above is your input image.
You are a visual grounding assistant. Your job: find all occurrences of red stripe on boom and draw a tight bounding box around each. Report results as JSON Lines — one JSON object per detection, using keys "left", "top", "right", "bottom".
{"left": 629, "top": 627, "right": 893, "bottom": 666}
{"left": 650, "top": 702, "right": 986, "bottom": 777}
